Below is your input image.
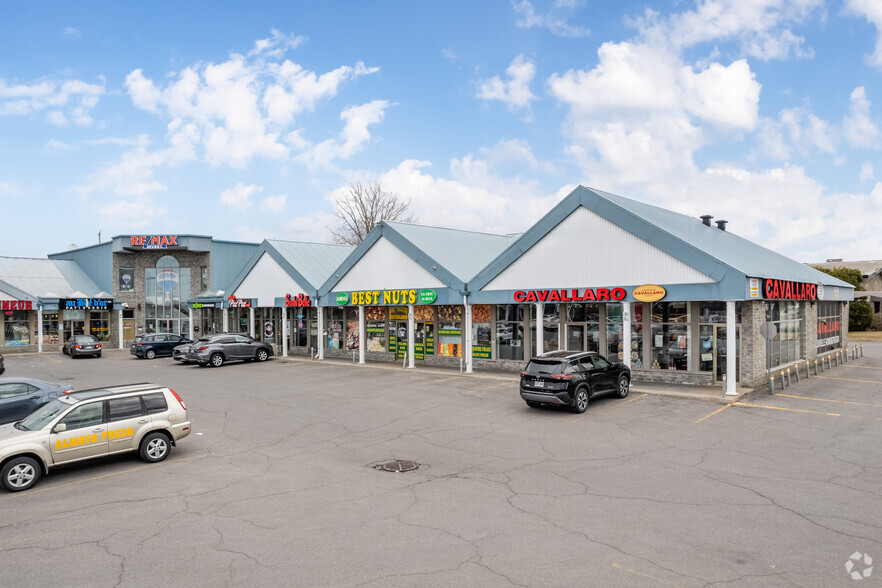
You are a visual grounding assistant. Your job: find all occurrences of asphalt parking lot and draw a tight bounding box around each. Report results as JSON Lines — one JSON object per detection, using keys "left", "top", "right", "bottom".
{"left": 1, "top": 346, "right": 881, "bottom": 587}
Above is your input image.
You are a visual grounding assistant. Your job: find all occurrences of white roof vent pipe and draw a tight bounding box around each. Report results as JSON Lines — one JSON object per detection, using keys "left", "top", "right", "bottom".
{"left": 700, "top": 215, "right": 713, "bottom": 226}
{"left": 715, "top": 220, "right": 728, "bottom": 231}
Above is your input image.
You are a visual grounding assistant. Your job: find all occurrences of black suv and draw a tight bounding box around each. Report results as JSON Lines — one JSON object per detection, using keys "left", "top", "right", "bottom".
{"left": 131, "top": 334, "right": 193, "bottom": 359}
{"left": 520, "top": 350, "right": 630, "bottom": 413}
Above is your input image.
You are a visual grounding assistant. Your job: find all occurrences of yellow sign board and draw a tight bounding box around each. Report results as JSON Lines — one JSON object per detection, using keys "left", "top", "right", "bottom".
{"left": 632, "top": 284, "right": 666, "bottom": 302}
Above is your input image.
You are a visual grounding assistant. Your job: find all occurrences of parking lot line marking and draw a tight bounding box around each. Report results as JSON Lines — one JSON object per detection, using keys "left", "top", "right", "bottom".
{"left": 841, "top": 365, "right": 882, "bottom": 370}
{"left": 694, "top": 404, "right": 730, "bottom": 424}
{"left": 777, "top": 394, "right": 882, "bottom": 409}
{"left": 815, "top": 375, "right": 882, "bottom": 385}
{"left": 617, "top": 393, "right": 647, "bottom": 407}
{"left": 611, "top": 563, "right": 682, "bottom": 587}
{"left": 733, "top": 402, "right": 840, "bottom": 416}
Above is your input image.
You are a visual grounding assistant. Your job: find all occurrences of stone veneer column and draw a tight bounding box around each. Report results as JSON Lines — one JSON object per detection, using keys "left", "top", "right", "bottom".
{"left": 739, "top": 301, "right": 767, "bottom": 389}
{"left": 804, "top": 300, "right": 819, "bottom": 363}
{"left": 841, "top": 301, "right": 849, "bottom": 350}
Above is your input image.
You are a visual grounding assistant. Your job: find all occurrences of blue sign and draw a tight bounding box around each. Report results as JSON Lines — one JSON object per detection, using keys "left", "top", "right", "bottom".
{"left": 61, "top": 298, "right": 114, "bottom": 310}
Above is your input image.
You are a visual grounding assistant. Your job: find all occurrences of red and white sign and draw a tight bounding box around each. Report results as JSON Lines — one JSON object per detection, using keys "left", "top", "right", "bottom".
{"left": 763, "top": 279, "right": 818, "bottom": 300}
{"left": 227, "top": 295, "right": 252, "bottom": 308}
{"left": 1, "top": 300, "right": 33, "bottom": 310}
{"left": 285, "top": 293, "right": 311, "bottom": 307}
{"left": 513, "top": 288, "right": 627, "bottom": 303}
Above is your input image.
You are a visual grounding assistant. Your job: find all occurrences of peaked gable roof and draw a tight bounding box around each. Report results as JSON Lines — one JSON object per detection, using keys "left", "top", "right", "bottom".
{"left": 224, "top": 240, "right": 354, "bottom": 298}
{"left": 471, "top": 186, "right": 853, "bottom": 291}
{"left": 318, "top": 221, "right": 516, "bottom": 297}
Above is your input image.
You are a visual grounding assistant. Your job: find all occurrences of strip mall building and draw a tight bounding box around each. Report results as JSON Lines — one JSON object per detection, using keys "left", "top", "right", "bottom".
{"left": 0, "top": 186, "right": 853, "bottom": 393}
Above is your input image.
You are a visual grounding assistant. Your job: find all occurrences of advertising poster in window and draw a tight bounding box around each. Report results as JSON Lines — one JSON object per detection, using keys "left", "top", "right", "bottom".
{"left": 118, "top": 268, "right": 135, "bottom": 292}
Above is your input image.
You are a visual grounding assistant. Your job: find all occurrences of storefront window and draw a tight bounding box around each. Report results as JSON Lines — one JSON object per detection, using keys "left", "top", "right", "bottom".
{"left": 345, "top": 308, "right": 359, "bottom": 350}
{"left": 327, "top": 308, "right": 344, "bottom": 349}
{"left": 436, "top": 306, "right": 462, "bottom": 357}
{"left": 650, "top": 302, "right": 690, "bottom": 370}
{"left": 145, "top": 256, "right": 191, "bottom": 335}
{"left": 698, "top": 302, "right": 742, "bottom": 375}
{"left": 817, "top": 302, "right": 842, "bottom": 354}
{"left": 471, "top": 305, "right": 491, "bottom": 359}
{"left": 530, "top": 303, "right": 560, "bottom": 356}
{"left": 90, "top": 314, "right": 110, "bottom": 341}
{"left": 565, "top": 303, "right": 600, "bottom": 352}
{"left": 766, "top": 301, "right": 802, "bottom": 368}
{"left": 629, "top": 303, "right": 644, "bottom": 368}
{"left": 42, "top": 312, "right": 59, "bottom": 344}
{"left": 496, "top": 304, "right": 524, "bottom": 361}
{"left": 3, "top": 310, "right": 30, "bottom": 346}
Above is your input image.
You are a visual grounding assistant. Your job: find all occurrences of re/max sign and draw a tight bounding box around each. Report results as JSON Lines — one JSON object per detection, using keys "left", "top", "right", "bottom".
{"left": 130, "top": 235, "right": 178, "bottom": 249}
{"left": 513, "top": 288, "right": 627, "bottom": 303}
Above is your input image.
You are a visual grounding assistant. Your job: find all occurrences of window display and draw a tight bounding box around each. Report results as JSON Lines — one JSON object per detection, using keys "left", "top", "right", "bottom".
{"left": 650, "top": 302, "right": 690, "bottom": 370}
{"left": 3, "top": 310, "right": 30, "bottom": 346}
{"left": 817, "top": 302, "right": 841, "bottom": 354}
{"left": 496, "top": 304, "right": 524, "bottom": 361}
{"left": 472, "top": 304, "right": 492, "bottom": 359}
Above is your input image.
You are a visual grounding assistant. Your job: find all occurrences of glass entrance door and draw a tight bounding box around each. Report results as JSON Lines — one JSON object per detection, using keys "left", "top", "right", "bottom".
{"left": 713, "top": 325, "right": 741, "bottom": 384}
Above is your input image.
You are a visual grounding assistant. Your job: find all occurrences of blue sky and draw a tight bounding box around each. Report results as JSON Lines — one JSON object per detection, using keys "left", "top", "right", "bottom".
{"left": 2, "top": 1, "right": 882, "bottom": 263}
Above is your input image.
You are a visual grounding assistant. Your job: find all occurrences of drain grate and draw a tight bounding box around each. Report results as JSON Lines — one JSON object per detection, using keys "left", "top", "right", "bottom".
{"left": 373, "top": 460, "right": 420, "bottom": 473}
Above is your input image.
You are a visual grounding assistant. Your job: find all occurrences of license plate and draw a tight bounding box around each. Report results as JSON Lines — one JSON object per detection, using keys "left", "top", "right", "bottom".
{"left": 534, "top": 380, "right": 545, "bottom": 388}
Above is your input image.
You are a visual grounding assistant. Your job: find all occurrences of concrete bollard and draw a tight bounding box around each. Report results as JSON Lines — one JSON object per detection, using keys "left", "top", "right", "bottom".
{"left": 794, "top": 364, "right": 800, "bottom": 382}
{"left": 860, "top": 344, "right": 863, "bottom": 358}
{"left": 786, "top": 367, "right": 792, "bottom": 386}
{"left": 813, "top": 359, "right": 819, "bottom": 376}
{"left": 805, "top": 360, "right": 811, "bottom": 378}
{"left": 769, "top": 375, "right": 775, "bottom": 395}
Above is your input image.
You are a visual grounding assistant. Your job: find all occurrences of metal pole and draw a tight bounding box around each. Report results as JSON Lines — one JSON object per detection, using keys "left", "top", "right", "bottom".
{"left": 358, "top": 305, "right": 365, "bottom": 364}
{"left": 38, "top": 306, "right": 43, "bottom": 354}
{"left": 769, "top": 375, "right": 775, "bottom": 395}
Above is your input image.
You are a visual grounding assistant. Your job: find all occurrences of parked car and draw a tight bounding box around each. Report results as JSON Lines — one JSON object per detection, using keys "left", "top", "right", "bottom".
{"left": 519, "top": 350, "right": 630, "bottom": 413}
{"left": 62, "top": 335, "right": 102, "bottom": 358}
{"left": 182, "top": 333, "right": 273, "bottom": 367}
{"left": 0, "top": 377, "right": 73, "bottom": 425}
{"left": 131, "top": 333, "right": 193, "bottom": 359}
{"left": 0, "top": 353, "right": 4, "bottom": 376}
{"left": 0, "top": 382, "right": 190, "bottom": 492}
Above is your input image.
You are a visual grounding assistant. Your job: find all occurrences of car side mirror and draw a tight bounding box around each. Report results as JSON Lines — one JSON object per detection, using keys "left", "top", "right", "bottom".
{"left": 54, "top": 423, "right": 67, "bottom": 433}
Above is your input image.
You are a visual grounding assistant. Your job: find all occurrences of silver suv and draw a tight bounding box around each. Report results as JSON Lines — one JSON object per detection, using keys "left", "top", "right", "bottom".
{"left": 0, "top": 383, "right": 191, "bottom": 492}
{"left": 182, "top": 333, "right": 274, "bottom": 367}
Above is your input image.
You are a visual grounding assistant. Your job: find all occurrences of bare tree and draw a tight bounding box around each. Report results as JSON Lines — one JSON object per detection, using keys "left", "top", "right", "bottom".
{"left": 330, "top": 181, "right": 415, "bottom": 245}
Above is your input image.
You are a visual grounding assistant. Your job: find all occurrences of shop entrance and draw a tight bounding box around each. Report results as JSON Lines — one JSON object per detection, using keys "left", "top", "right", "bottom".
{"left": 122, "top": 319, "right": 135, "bottom": 344}
{"left": 713, "top": 325, "right": 740, "bottom": 384}
{"left": 392, "top": 321, "right": 408, "bottom": 358}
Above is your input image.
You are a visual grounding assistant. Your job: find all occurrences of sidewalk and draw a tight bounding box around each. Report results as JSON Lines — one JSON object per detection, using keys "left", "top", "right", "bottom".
{"left": 279, "top": 354, "right": 747, "bottom": 403}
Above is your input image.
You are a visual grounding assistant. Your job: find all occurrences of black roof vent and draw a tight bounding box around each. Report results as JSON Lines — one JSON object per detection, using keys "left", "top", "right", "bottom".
{"left": 715, "top": 220, "right": 728, "bottom": 231}
{"left": 700, "top": 215, "right": 713, "bottom": 226}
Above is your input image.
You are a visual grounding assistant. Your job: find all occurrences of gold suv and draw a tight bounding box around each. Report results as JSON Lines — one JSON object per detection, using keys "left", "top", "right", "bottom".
{"left": 0, "top": 383, "right": 191, "bottom": 492}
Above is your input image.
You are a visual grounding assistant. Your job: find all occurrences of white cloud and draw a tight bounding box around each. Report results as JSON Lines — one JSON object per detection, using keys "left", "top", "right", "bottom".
{"left": 755, "top": 107, "right": 835, "bottom": 161}
{"left": 62, "top": 27, "right": 82, "bottom": 39}
{"left": 843, "top": 86, "right": 879, "bottom": 148}
{"left": 0, "top": 77, "right": 105, "bottom": 125}
{"left": 124, "top": 36, "right": 380, "bottom": 169}
{"left": 512, "top": 0, "right": 590, "bottom": 37}
{"left": 220, "top": 182, "right": 262, "bottom": 210}
{"left": 442, "top": 48, "right": 458, "bottom": 62}
{"left": 299, "top": 100, "right": 391, "bottom": 168}
{"left": 860, "top": 162, "right": 875, "bottom": 182}
{"left": 477, "top": 55, "right": 537, "bottom": 115}
{"left": 844, "top": 0, "right": 882, "bottom": 67}
{"left": 260, "top": 194, "right": 287, "bottom": 212}
{"left": 637, "top": 0, "right": 822, "bottom": 60}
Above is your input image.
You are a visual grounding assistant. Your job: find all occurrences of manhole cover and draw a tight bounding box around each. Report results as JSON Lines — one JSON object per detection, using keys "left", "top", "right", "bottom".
{"left": 373, "top": 460, "right": 420, "bottom": 473}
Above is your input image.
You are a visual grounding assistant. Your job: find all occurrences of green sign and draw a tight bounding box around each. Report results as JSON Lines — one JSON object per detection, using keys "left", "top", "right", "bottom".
{"left": 419, "top": 289, "right": 437, "bottom": 304}
{"left": 335, "top": 292, "right": 349, "bottom": 305}
{"left": 472, "top": 345, "right": 491, "bottom": 359}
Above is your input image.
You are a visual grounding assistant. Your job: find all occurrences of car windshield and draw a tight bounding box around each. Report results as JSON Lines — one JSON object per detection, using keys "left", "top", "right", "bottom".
{"left": 525, "top": 360, "right": 565, "bottom": 375}
{"left": 74, "top": 335, "right": 98, "bottom": 343}
{"left": 18, "top": 398, "right": 73, "bottom": 431}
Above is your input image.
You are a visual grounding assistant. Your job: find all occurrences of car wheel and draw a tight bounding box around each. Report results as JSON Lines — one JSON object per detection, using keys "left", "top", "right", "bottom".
{"left": 139, "top": 432, "right": 170, "bottom": 463}
{"left": 210, "top": 353, "right": 224, "bottom": 368}
{"left": 617, "top": 375, "right": 630, "bottom": 398}
{"left": 571, "top": 386, "right": 589, "bottom": 414}
{"left": 525, "top": 400, "right": 542, "bottom": 409}
{"left": 145, "top": 349, "right": 156, "bottom": 360}
{"left": 96, "top": 352, "right": 102, "bottom": 358}
{"left": 2, "top": 456, "right": 41, "bottom": 492}
{"left": 256, "top": 348, "right": 268, "bottom": 362}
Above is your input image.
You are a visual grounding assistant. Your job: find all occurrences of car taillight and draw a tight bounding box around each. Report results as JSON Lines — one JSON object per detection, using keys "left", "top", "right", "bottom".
{"left": 169, "top": 388, "right": 187, "bottom": 410}
{"left": 550, "top": 373, "right": 573, "bottom": 380}
{"left": 75, "top": 344, "right": 82, "bottom": 349}
{"left": 196, "top": 346, "right": 208, "bottom": 351}
{"left": 62, "top": 389, "right": 73, "bottom": 394}
{"left": 137, "top": 342, "right": 145, "bottom": 346}
{"left": 96, "top": 344, "right": 102, "bottom": 349}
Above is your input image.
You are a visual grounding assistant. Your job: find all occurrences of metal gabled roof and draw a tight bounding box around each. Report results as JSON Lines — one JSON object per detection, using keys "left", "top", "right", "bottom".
{"left": 318, "top": 221, "right": 517, "bottom": 297}
{"left": 384, "top": 221, "right": 518, "bottom": 283}
{"left": 471, "top": 185, "right": 852, "bottom": 293}
{"left": 224, "top": 240, "right": 354, "bottom": 299}
{"left": 0, "top": 257, "right": 104, "bottom": 299}
{"left": 808, "top": 260, "right": 882, "bottom": 279}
